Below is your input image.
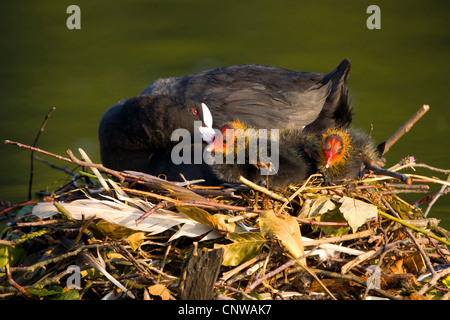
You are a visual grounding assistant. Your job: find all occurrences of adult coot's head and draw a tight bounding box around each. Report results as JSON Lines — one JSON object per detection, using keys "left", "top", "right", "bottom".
{"left": 99, "top": 94, "right": 213, "bottom": 149}
{"left": 98, "top": 94, "right": 214, "bottom": 171}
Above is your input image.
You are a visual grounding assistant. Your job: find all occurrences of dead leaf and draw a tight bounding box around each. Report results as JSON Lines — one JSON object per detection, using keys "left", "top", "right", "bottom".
{"left": 405, "top": 292, "right": 429, "bottom": 300}
{"left": 314, "top": 208, "right": 350, "bottom": 236}
{"left": 306, "top": 196, "right": 336, "bottom": 218}
{"left": 175, "top": 206, "right": 223, "bottom": 230}
{"left": 403, "top": 252, "right": 425, "bottom": 274}
{"left": 125, "top": 232, "right": 145, "bottom": 251}
{"left": 91, "top": 219, "right": 135, "bottom": 239}
{"left": 215, "top": 232, "right": 266, "bottom": 266}
{"left": 259, "top": 210, "right": 305, "bottom": 266}
{"left": 147, "top": 284, "right": 171, "bottom": 300}
{"left": 390, "top": 258, "right": 404, "bottom": 274}
{"left": 339, "top": 196, "right": 377, "bottom": 233}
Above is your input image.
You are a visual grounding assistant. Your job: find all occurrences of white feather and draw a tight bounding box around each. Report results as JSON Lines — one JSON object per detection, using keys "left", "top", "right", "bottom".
{"left": 32, "top": 199, "right": 214, "bottom": 238}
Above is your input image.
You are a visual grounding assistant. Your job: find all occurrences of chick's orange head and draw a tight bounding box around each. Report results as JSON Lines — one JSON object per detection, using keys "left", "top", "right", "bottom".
{"left": 321, "top": 129, "right": 351, "bottom": 168}
{"left": 207, "top": 121, "right": 245, "bottom": 153}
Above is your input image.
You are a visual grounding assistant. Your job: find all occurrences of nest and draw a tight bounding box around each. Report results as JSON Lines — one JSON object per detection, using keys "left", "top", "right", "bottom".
{"left": 1, "top": 141, "right": 449, "bottom": 301}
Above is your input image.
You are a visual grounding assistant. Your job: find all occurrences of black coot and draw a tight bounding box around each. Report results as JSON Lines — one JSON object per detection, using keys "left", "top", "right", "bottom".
{"left": 99, "top": 94, "right": 220, "bottom": 184}
{"left": 141, "top": 59, "right": 353, "bottom": 133}
{"left": 99, "top": 60, "right": 353, "bottom": 184}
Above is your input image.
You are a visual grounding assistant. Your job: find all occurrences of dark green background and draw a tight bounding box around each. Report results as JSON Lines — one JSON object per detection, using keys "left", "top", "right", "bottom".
{"left": 0, "top": 1, "right": 448, "bottom": 226}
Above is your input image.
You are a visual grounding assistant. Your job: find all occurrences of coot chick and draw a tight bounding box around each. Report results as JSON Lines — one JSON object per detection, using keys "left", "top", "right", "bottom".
{"left": 298, "top": 128, "right": 384, "bottom": 184}
{"left": 206, "top": 121, "right": 314, "bottom": 189}
{"left": 98, "top": 94, "right": 220, "bottom": 184}
{"left": 142, "top": 59, "right": 353, "bottom": 133}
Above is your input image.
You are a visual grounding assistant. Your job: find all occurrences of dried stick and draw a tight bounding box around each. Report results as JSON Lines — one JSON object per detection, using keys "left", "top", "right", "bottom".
{"left": 278, "top": 174, "right": 322, "bottom": 214}
{"left": 302, "top": 229, "right": 377, "bottom": 247}
{"left": 418, "top": 266, "right": 450, "bottom": 296}
{"left": 239, "top": 176, "right": 289, "bottom": 203}
{"left": 5, "top": 140, "right": 138, "bottom": 182}
{"left": 220, "top": 253, "right": 267, "bottom": 282}
{"left": 380, "top": 104, "right": 429, "bottom": 155}
{"left": 247, "top": 245, "right": 320, "bottom": 292}
{"left": 389, "top": 162, "right": 450, "bottom": 174}
{"left": 341, "top": 239, "right": 407, "bottom": 274}
{"left": 311, "top": 268, "right": 402, "bottom": 300}
{"left": 28, "top": 107, "right": 56, "bottom": 200}
{"left": 77, "top": 148, "right": 111, "bottom": 194}
{"left": 424, "top": 175, "right": 450, "bottom": 217}
{"left": 377, "top": 210, "right": 450, "bottom": 246}
{"left": 1, "top": 244, "right": 110, "bottom": 274}
{"left": 0, "top": 200, "right": 40, "bottom": 217}
{"left": 215, "top": 284, "right": 258, "bottom": 300}
{"left": 5, "top": 261, "right": 33, "bottom": 299}
{"left": 380, "top": 195, "right": 436, "bottom": 277}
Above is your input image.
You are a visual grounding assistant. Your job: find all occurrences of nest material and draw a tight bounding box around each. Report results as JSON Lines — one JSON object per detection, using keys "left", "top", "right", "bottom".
{"left": 1, "top": 152, "right": 449, "bottom": 301}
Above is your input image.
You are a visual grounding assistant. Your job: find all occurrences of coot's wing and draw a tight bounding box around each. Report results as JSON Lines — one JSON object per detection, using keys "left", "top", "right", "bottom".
{"left": 191, "top": 82, "right": 331, "bottom": 129}
{"left": 141, "top": 64, "right": 332, "bottom": 129}
{"left": 304, "top": 59, "right": 353, "bottom": 132}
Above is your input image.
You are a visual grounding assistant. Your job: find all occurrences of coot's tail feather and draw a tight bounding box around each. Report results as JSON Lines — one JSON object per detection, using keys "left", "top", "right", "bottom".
{"left": 304, "top": 59, "right": 353, "bottom": 133}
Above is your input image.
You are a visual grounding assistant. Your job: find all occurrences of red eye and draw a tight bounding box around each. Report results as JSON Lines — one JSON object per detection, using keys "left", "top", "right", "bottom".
{"left": 191, "top": 108, "right": 198, "bottom": 115}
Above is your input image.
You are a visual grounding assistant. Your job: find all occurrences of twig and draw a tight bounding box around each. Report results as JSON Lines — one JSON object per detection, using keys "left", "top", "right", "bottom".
{"left": 215, "top": 284, "right": 258, "bottom": 300}
{"left": 227, "top": 212, "right": 350, "bottom": 227}
{"left": 377, "top": 210, "right": 450, "bottom": 246}
{"left": 0, "top": 229, "right": 48, "bottom": 248}
{"left": 220, "top": 253, "right": 267, "bottom": 283}
{"left": 5, "top": 140, "right": 134, "bottom": 182}
{"left": 310, "top": 268, "right": 402, "bottom": 300}
{"left": 6, "top": 140, "right": 73, "bottom": 164}
{"left": 5, "top": 261, "right": 33, "bottom": 299}
{"left": 418, "top": 266, "right": 450, "bottom": 296}
{"left": 0, "top": 201, "right": 40, "bottom": 217}
{"left": 0, "top": 244, "right": 110, "bottom": 274}
{"left": 424, "top": 175, "right": 450, "bottom": 217}
{"left": 341, "top": 239, "right": 407, "bottom": 274}
{"left": 406, "top": 174, "right": 450, "bottom": 187}
{"left": 389, "top": 162, "right": 450, "bottom": 174}
{"left": 29, "top": 107, "right": 56, "bottom": 200}
{"left": 277, "top": 174, "right": 322, "bottom": 214}
{"left": 135, "top": 201, "right": 168, "bottom": 226}
{"left": 34, "top": 156, "right": 75, "bottom": 176}
{"left": 77, "top": 148, "right": 111, "bottom": 194}
{"left": 247, "top": 245, "right": 320, "bottom": 292}
{"left": 379, "top": 104, "right": 429, "bottom": 155}
{"left": 380, "top": 195, "right": 436, "bottom": 277}
{"left": 295, "top": 217, "right": 349, "bottom": 227}
{"left": 239, "top": 176, "right": 289, "bottom": 203}
{"left": 302, "top": 229, "right": 377, "bottom": 247}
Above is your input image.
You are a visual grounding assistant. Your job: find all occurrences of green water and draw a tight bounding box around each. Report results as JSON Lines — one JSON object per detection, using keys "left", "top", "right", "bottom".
{"left": 1, "top": 1, "right": 449, "bottom": 227}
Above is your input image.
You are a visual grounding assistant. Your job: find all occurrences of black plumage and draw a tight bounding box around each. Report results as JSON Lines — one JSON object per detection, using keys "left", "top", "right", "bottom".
{"left": 98, "top": 60, "right": 353, "bottom": 184}
{"left": 291, "top": 128, "right": 383, "bottom": 184}
{"left": 99, "top": 94, "right": 221, "bottom": 184}
{"left": 141, "top": 59, "right": 353, "bottom": 133}
{"left": 206, "top": 121, "right": 314, "bottom": 188}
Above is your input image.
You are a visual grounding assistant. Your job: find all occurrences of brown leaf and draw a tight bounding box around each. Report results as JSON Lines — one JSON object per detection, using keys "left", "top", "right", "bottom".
{"left": 175, "top": 206, "right": 223, "bottom": 230}
{"left": 147, "top": 284, "right": 171, "bottom": 300}
{"left": 125, "top": 232, "right": 145, "bottom": 251}
{"left": 259, "top": 210, "right": 305, "bottom": 266}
